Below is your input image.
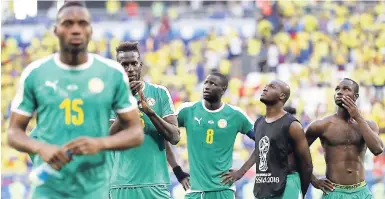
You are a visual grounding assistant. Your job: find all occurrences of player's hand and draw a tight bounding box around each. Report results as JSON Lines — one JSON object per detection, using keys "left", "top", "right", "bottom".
{"left": 311, "top": 178, "right": 334, "bottom": 194}
{"left": 37, "top": 144, "right": 71, "bottom": 170}
{"left": 341, "top": 96, "right": 361, "bottom": 119}
{"left": 180, "top": 177, "right": 191, "bottom": 190}
{"left": 64, "top": 137, "right": 103, "bottom": 155}
{"left": 220, "top": 169, "right": 243, "bottom": 185}
{"left": 130, "top": 81, "right": 143, "bottom": 95}
{"left": 138, "top": 90, "right": 155, "bottom": 116}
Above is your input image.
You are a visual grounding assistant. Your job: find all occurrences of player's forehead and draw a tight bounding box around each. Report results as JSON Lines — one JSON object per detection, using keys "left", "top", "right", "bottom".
{"left": 205, "top": 75, "right": 221, "bottom": 83}
{"left": 57, "top": 6, "right": 90, "bottom": 23}
{"left": 267, "top": 80, "right": 282, "bottom": 89}
{"left": 337, "top": 79, "right": 354, "bottom": 88}
{"left": 117, "top": 52, "right": 140, "bottom": 62}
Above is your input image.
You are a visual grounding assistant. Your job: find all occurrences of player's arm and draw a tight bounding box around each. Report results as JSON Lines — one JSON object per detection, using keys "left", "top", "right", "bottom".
{"left": 137, "top": 90, "right": 180, "bottom": 145}
{"left": 8, "top": 67, "right": 69, "bottom": 170}
{"left": 165, "top": 141, "right": 190, "bottom": 190}
{"left": 305, "top": 119, "right": 335, "bottom": 194}
{"left": 101, "top": 110, "right": 144, "bottom": 150}
{"left": 341, "top": 96, "right": 384, "bottom": 155}
{"left": 221, "top": 149, "right": 257, "bottom": 185}
{"left": 289, "top": 121, "right": 313, "bottom": 196}
{"left": 357, "top": 119, "right": 383, "bottom": 156}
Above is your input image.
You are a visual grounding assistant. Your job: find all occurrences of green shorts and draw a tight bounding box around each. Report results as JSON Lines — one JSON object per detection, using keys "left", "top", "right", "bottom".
{"left": 109, "top": 185, "right": 171, "bottom": 199}
{"left": 322, "top": 181, "right": 372, "bottom": 199}
{"left": 29, "top": 184, "right": 109, "bottom": 199}
{"left": 256, "top": 172, "right": 302, "bottom": 199}
{"left": 185, "top": 189, "right": 235, "bottom": 199}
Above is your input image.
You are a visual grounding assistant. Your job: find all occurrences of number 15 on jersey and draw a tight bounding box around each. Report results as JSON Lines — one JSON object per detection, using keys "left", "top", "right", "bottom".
{"left": 59, "top": 98, "right": 84, "bottom": 126}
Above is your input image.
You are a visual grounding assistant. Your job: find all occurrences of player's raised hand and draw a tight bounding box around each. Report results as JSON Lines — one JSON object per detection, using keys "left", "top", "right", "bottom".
{"left": 64, "top": 137, "right": 103, "bottom": 155}
{"left": 341, "top": 96, "right": 361, "bottom": 119}
{"left": 138, "top": 90, "right": 155, "bottom": 116}
{"left": 311, "top": 178, "right": 334, "bottom": 194}
{"left": 37, "top": 144, "right": 71, "bottom": 170}
{"left": 220, "top": 169, "right": 243, "bottom": 185}
{"left": 130, "top": 81, "right": 143, "bottom": 95}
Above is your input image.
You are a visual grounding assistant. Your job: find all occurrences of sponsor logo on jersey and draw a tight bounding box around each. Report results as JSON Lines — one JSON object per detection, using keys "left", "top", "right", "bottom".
{"left": 45, "top": 80, "right": 58, "bottom": 92}
{"left": 66, "top": 84, "right": 78, "bottom": 91}
{"left": 208, "top": 120, "right": 214, "bottom": 124}
{"left": 147, "top": 98, "right": 156, "bottom": 106}
{"left": 218, "top": 119, "right": 227, "bottom": 128}
{"left": 194, "top": 117, "right": 202, "bottom": 125}
{"left": 88, "top": 77, "right": 104, "bottom": 94}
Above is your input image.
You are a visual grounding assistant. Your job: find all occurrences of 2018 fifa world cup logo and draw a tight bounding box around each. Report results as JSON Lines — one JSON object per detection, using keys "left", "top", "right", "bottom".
{"left": 258, "top": 136, "right": 270, "bottom": 172}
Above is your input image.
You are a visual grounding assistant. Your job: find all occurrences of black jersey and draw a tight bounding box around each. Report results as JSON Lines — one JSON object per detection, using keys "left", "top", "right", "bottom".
{"left": 253, "top": 113, "right": 299, "bottom": 198}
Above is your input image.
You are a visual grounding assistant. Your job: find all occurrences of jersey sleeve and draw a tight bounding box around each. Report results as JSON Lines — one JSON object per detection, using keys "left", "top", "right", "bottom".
{"left": 238, "top": 109, "right": 254, "bottom": 134}
{"left": 158, "top": 86, "right": 176, "bottom": 118}
{"left": 11, "top": 67, "right": 37, "bottom": 117}
{"left": 109, "top": 110, "right": 117, "bottom": 121}
{"left": 176, "top": 102, "right": 191, "bottom": 127}
{"left": 112, "top": 70, "right": 138, "bottom": 114}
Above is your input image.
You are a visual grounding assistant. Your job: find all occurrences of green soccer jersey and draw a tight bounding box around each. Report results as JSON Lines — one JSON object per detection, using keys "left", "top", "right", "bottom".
{"left": 177, "top": 101, "right": 253, "bottom": 192}
{"left": 11, "top": 53, "right": 137, "bottom": 196}
{"left": 109, "top": 82, "right": 175, "bottom": 187}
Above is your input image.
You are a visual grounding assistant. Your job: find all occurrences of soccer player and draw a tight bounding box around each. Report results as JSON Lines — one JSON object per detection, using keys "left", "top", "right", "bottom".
{"left": 223, "top": 80, "right": 313, "bottom": 199}
{"left": 7, "top": 2, "right": 144, "bottom": 199}
{"left": 177, "top": 72, "right": 255, "bottom": 199}
{"left": 306, "top": 78, "right": 384, "bottom": 198}
{"left": 109, "top": 42, "right": 181, "bottom": 199}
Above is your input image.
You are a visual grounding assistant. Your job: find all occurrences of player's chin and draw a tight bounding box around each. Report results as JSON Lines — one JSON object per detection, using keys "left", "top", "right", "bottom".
{"left": 335, "top": 100, "right": 343, "bottom": 107}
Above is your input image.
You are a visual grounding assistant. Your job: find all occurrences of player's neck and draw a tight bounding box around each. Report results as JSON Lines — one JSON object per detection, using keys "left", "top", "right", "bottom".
{"left": 336, "top": 107, "right": 351, "bottom": 121}
{"left": 265, "top": 104, "right": 285, "bottom": 119}
{"left": 59, "top": 51, "right": 88, "bottom": 66}
{"left": 204, "top": 100, "right": 222, "bottom": 111}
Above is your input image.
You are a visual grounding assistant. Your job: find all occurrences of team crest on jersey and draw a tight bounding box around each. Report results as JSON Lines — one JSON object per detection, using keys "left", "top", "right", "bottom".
{"left": 218, "top": 119, "right": 227, "bottom": 128}
{"left": 146, "top": 98, "right": 156, "bottom": 106}
{"left": 88, "top": 78, "right": 104, "bottom": 94}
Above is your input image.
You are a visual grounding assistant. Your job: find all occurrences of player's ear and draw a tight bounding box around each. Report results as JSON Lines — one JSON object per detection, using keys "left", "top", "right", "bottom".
{"left": 53, "top": 25, "right": 58, "bottom": 36}
{"left": 279, "top": 93, "right": 286, "bottom": 101}
{"left": 354, "top": 93, "right": 359, "bottom": 101}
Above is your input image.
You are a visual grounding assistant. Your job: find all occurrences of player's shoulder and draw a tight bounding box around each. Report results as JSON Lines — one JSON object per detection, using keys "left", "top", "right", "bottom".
{"left": 226, "top": 104, "right": 254, "bottom": 123}
{"left": 146, "top": 82, "right": 170, "bottom": 93}
{"left": 177, "top": 101, "right": 200, "bottom": 111}
{"left": 92, "top": 53, "right": 125, "bottom": 74}
{"left": 22, "top": 55, "right": 53, "bottom": 78}
{"left": 307, "top": 114, "right": 333, "bottom": 131}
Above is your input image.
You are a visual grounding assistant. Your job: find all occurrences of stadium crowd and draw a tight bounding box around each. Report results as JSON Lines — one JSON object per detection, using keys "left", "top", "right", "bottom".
{"left": 2, "top": 1, "right": 385, "bottom": 198}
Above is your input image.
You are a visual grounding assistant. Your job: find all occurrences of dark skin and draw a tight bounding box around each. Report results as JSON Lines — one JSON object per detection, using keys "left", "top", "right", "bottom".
{"left": 306, "top": 79, "right": 383, "bottom": 194}
{"left": 114, "top": 51, "right": 180, "bottom": 144}
{"left": 54, "top": 6, "right": 92, "bottom": 66}
{"left": 221, "top": 80, "right": 313, "bottom": 197}
{"left": 7, "top": 6, "right": 144, "bottom": 171}
{"left": 112, "top": 50, "right": 187, "bottom": 188}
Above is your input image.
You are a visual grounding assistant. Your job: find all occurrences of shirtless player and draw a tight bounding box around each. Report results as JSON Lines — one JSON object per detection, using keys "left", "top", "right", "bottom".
{"left": 306, "top": 78, "right": 384, "bottom": 199}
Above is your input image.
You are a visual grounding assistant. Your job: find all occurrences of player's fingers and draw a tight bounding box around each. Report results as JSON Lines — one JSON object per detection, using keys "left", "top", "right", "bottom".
{"left": 325, "top": 179, "right": 333, "bottom": 184}
{"left": 219, "top": 172, "right": 229, "bottom": 177}
{"left": 324, "top": 184, "right": 334, "bottom": 191}
{"left": 55, "top": 150, "right": 70, "bottom": 164}
{"left": 221, "top": 176, "right": 231, "bottom": 184}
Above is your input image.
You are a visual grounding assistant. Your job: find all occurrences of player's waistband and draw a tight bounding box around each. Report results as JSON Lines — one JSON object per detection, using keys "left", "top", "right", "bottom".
{"left": 110, "top": 183, "right": 169, "bottom": 189}
{"left": 330, "top": 181, "right": 366, "bottom": 190}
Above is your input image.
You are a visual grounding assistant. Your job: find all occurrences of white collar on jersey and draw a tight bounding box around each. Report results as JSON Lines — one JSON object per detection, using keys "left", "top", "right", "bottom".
{"left": 54, "top": 53, "right": 94, "bottom": 70}
{"left": 201, "top": 100, "right": 225, "bottom": 113}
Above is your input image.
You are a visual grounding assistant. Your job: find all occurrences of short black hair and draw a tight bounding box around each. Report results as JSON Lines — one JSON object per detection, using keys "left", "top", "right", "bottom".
{"left": 209, "top": 72, "right": 229, "bottom": 90}
{"left": 284, "top": 106, "right": 296, "bottom": 115}
{"left": 57, "top": 1, "right": 86, "bottom": 16}
{"left": 343, "top": 78, "right": 359, "bottom": 94}
{"left": 116, "top": 41, "right": 140, "bottom": 57}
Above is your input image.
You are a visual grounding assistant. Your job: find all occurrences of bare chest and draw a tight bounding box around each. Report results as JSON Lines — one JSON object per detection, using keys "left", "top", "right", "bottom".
{"left": 322, "top": 122, "right": 365, "bottom": 147}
